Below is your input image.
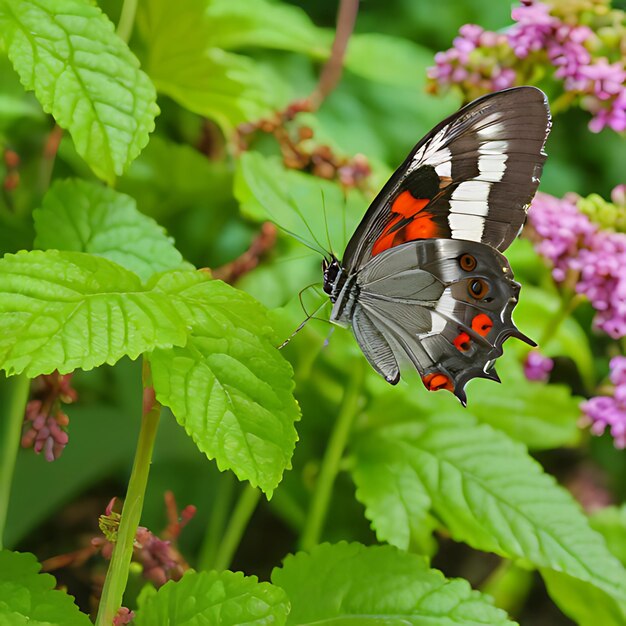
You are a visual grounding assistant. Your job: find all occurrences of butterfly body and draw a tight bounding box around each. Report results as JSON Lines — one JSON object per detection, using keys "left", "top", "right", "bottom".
{"left": 323, "top": 86, "right": 551, "bottom": 405}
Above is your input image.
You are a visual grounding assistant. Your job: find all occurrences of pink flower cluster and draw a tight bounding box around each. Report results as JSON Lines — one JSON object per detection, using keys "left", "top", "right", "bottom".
{"left": 428, "top": 0, "right": 626, "bottom": 133}
{"left": 524, "top": 350, "right": 555, "bottom": 381}
{"left": 21, "top": 373, "right": 76, "bottom": 462}
{"left": 581, "top": 356, "right": 626, "bottom": 448}
{"left": 528, "top": 189, "right": 626, "bottom": 339}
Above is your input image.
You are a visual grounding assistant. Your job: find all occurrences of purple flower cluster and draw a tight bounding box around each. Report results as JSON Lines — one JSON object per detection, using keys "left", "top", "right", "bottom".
{"left": 524, "top": 350, "right": 554, "bottom": 381}
{"left": 428, "top": 0, "right": 626, "bottom": 133}
{"left": 21, "top": 373, "right": 76, "bottom": 462}
{"left": 21, "top": 400, "right": 70, "bottom": 462}
{"left": 428, "top": 25, "right": 516, "bottom": 98}
{"left": 581, "top": 356, "right": 626, "bottom": 448}
{"left": 528, "top": 189, "right": 626, "bottom": 339}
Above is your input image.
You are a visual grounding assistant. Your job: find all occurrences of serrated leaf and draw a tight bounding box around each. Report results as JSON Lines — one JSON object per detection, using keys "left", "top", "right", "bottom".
{"left": 34, "top": 178, "right": 190, "bottom": 281}
{"left": 272, "top": 542, "right": 515, "bottom": 625}
{"left": 0, "top": 250, "right": 189, "bottom": 376}
{"left": 148, "top": 277, "right": 300, "bottom": 495}
{"left": 0, "top": 550, "right": 90, "bottom": 626}
{"left": 0, "top": 0, "right": 159, "bottom": 184}
{"left": 138, "top": 0, "right": 288, "bottom": 133}
{"left": 351, "top": 407, "right": 626, "bottom": 612}
{"left": 468, "top": 351, "right": 582, "bottom": 449}
{"left": 134, "top": 569, "right": 289, "bottom": 626}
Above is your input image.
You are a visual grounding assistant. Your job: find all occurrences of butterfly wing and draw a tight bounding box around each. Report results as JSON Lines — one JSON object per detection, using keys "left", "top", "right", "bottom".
{"left": 345, "top": 238, "right": 532, "bottom": 404}
{"left": 342, "top": 86, "right": 551, "bottom": 271}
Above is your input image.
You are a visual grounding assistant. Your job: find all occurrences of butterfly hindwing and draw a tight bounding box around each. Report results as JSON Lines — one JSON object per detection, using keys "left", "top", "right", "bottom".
{"left": 342, "top": 86, "right": 551, "bottom": 270}
{"left": 346, "top": 238, "right": 533, "bottom": 404}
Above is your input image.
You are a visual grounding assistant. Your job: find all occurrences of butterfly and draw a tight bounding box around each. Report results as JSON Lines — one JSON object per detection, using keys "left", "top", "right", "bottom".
{"left": 322, "top": 86, "right": 551, "bottom": 406}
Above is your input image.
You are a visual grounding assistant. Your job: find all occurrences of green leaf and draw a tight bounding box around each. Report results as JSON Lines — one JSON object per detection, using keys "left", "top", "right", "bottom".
{"left": 0, "top": 250, "right": 190, "bottom": 376}
{"left": 0, "top": 550, "right": 91, "bottom": 626}
{"left": 235, "top": 151, "right": 366, "bottom": 256}
{"left": 0, "top": 0, "right": 159, "bottom": 184}
{"left": 33, "top": 178, "right": 190, "bottom": 281}
{"left": 542, "top": 569, "right": 626, "bottom": 626}
{"left": 351, "top": 406, "right": 626, "bottom": 611}
{"left": 591, "top": 505, "right": 626, "bottom": 567}
{"left": 204, "top": 0, "right": 328, "bottom": 57}
{"left": 148, "top": 277, "right": 300, "bottom": 495}
{"left": 345, "top": 34, "right": 434, "bottom": 87}
{"left": 468, "top": 351, "right": 582, "bottom": 449}
{"left": 272, "top": 542, "right": 515, "bottom": 625}
{"left": 138, "top": 0, "right": 288, "bottom": 132}
{"left": 134, "top": 569, "right": 289, "bottom": 626}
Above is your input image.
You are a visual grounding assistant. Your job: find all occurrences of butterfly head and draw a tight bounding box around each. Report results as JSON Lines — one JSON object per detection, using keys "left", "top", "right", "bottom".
{"left": 322, "top": 256, "right": 343, "bottom": 302}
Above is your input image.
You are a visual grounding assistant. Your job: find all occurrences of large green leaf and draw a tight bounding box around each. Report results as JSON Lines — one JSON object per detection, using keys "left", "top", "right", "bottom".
{"left": 345, "top": 33, "right": 435, "bottom": 87}
{"left": 0, "top": 550, "right": 90, "bottom": 626}
{"left": 0, "top": 250, "right": 189, "bottom": 376}
{"left": 272, "top": 542, "right": 515, "bottom": 625}
{"left": 204, "top": 0, "right": 327, "bottom": 57}
{"left": 351, "top": 405, "right": 626, "bottom": 614}
{"left": 134, "top": 569, "right": 289, "bottom": 626}
{"left": 0, "top": 0, "right": 158, "bottom": 184}
{"left": 235, "top": 151, "right": 366, "bottom": 256}
{"left": 591, "top": 505, "right": 626, "bottom": 567}
{"left": 138, "top": 0, "right": 288, "bottom": 132}
{"left": 149, "top": 275, "right": 300, "bottom": 496}
{"left": 467, "top": 351, "right": 582, "bottom": 449}
{"left": 34, "top": 178, "right": 190, "bottom": 281}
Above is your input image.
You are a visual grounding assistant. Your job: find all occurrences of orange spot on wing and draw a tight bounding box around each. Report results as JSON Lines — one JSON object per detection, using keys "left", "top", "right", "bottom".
{"left": 372, "top": 191, "right": 439, "bottom": 256}
{"left": 422, "top": 372, "right": 454, "bottom": 392}
{"left": 453, "top": 332, "right": 471, "bottom": 352}
{"left": 392, "top": 190, "right": 430, "bottom": 218}
{"left": 471, "top": 313, "right": 493, "bottom": 337}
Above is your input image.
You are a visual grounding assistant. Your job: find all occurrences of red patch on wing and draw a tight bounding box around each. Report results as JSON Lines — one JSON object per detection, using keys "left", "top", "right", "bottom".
{"left": 422, "top": 372, "right": 454, "bottom": 392}
{"left": 372, "top": 191, "right": 440, "bottom": 256}
{"left": 453, "top": 332, "right": 471, "bottom": 352}
{"left": 471, "top": 313, "right": 493, "bottom": 337}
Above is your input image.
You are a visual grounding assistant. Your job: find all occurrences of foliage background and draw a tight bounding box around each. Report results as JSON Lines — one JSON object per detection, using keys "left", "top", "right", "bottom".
{"left": 0, "top": 0, "right": 625, "bottom": 624}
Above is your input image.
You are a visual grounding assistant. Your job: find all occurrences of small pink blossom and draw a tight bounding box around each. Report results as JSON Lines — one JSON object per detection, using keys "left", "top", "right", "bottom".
{"left": 524, "top": 351, "right": 554, "bottom": 382}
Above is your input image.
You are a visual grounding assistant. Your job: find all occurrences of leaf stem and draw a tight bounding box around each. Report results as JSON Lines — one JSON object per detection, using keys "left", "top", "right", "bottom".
{"left": 116, "top": 0, "right": 138, "bottom": 44}
{"left": 310, "top": 0, "right": 359, "bottom": 109}
{"left": 0, "top": 374, "right": 30, "bottom": 550}
{"left": 95, "top": 361, "right": 161, "bottom": 626}
{"left": 538, "top": 289, "right": 583, "bottom": 347}
{"left": 197, "top": 472, "right": 235, "bottom": 571}
{"left": 300, "top": 359, "right": 364, "bottom": 551}
{"left": 212, "top": 484, "right": 260, "bottom": 571}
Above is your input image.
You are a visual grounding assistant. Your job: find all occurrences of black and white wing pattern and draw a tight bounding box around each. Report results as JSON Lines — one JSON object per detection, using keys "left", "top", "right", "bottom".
{"left": 347, "top": 238, "right": 534, "bottom": 405}
{"left": 342, "top": 86, "right": 551, "bottom": 271}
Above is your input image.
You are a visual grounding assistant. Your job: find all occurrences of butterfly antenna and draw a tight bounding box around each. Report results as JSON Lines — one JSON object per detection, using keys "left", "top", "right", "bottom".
{"left": 320, "top": 188, "right": 335, "bottom": 257}
{"left": 272, "top": 221, "right": 327, "bottom": 257}
{"left": 285, "top": 194, "right": 331, "bottom": 258}
{"left": 341, "top": 186, "right": 348, "bottom": 251}
{"left": 278, "top": 285, "right": 331, "bottom": 350}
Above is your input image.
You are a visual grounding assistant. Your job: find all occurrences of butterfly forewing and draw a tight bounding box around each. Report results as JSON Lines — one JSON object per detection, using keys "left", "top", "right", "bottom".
{"left": 342, "top": 86, "right": 551, "bottom": 271}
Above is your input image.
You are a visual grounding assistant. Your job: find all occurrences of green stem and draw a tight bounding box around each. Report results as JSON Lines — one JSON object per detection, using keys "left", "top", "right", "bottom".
{"left": 538, "top": 290, "right": 583, "bottom": 347}
{"left": 300, "top": 359, "right": 364, "bottom": 552}
{"left": 0, "top": 374, "right": 30, "bottom": 550}
{"left": 212, "top": 484, "right": 260, "bottom": 572}
{"left": 116, "top": 0, "right": 138, "bottom": 43}
{"left": 96, "top": 362, "right": 160, "bottom": 626}
{"left": 197, "top": 472, "right": 235, "bottom": 571}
